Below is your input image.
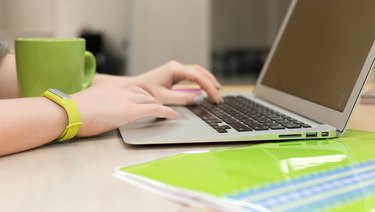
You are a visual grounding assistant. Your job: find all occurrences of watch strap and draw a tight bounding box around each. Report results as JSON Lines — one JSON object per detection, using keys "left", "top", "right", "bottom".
{"left": 42, "top": 88, "right": 81, "bottom": 142}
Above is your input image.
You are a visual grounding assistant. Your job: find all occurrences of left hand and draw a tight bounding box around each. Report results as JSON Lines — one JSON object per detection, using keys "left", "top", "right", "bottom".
{"left": 134, "top": 60, "right": 222, "bottom": 105}
{"left": 73, "top": 77, "right": 177, "bottom": 137}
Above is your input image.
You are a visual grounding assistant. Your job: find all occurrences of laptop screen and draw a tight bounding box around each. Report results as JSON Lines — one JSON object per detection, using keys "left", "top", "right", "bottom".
{"left": 261, "top": 0, "right": 375, "bottom": 112}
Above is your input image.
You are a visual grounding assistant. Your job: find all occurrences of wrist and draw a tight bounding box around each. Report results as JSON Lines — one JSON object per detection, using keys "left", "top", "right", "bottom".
{"left": 40, "top": 97, "right": 68, "bottom": 140}
{"left": 71, "top": 92, "right": 94, "bottom": 137}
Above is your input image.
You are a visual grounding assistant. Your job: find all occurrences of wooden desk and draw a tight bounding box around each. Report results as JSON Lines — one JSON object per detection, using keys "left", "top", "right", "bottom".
{"left": 1, "top": 86, "right": 374, "bottom": 212}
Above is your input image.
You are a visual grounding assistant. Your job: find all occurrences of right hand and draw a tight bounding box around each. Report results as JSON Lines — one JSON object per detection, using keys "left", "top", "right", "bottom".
{"left": 72, "top": 77, "right": 177, "bottom": 137}
{"left": 134, "top": 60, "right": 222, "bottom": 105}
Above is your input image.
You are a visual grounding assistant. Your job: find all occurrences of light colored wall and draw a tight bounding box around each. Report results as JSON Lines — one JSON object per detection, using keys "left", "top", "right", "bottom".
{"left": 0, "top": 0, "right": 128, "bottom": 66}
{"left": 0, "top": 1, "right": 3, "bottom": 35}
{"left": 127, "top": 0, "right": 211, "bottom": 75}
{"left": 0, "top": 0, "right": 56, "bottom": 49}
{"left": 2, "top": 0, "right": 56, "bottom": 36}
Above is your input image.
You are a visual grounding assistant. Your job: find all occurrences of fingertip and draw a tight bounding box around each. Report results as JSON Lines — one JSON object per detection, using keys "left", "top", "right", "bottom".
{"left": 165, "top": 106, "right": 178, "bottom": 119}
{"left": 193, "top": 95, "right": 205, "bottom": 105}
{"left": 210, "top": 93, "right": 223, "bottom": 104}
{"left": 218, "top": 95, "right": 224, "bottom": 103}
{"left": 179, "top": 93, "right": 198, "bottom": 105}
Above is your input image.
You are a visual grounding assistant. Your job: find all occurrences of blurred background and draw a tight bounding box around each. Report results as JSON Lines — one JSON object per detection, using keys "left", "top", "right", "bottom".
{"left": 0, "top": 0, "right": 291, "bottom": 85}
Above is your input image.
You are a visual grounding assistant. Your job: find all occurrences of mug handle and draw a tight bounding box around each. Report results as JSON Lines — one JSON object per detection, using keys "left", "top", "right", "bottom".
{"left": 82, "top": 51, "right": 96, "bottom": 89}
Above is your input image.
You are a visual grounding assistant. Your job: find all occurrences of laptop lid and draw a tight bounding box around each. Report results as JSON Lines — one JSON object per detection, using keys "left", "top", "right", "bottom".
{"left": 254, "top": 0, "right": 375, "bottom": 133}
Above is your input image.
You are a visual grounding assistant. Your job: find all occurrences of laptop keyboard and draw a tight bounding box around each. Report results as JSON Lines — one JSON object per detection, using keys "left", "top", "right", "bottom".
{"left": 187, "top": 96, "right": 311, "bottom": 133}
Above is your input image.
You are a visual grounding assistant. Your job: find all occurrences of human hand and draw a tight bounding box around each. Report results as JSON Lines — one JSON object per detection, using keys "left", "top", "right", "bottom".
{"left": 72, "top": 77, "right": 177, "bottom": 137}
{"left": 133, "top": 61, "right": 222, "bottom": 105}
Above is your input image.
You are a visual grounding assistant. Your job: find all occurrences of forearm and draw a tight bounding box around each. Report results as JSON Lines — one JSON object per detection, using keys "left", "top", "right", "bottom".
{"left": 0, "top": 97, "right": 67, "bottom": 156}
{"left": 0, "top": 54, "right": 19, "bottom": 98}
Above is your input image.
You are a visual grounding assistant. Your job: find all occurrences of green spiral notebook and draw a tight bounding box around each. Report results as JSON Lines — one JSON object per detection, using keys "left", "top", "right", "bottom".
{"left": 115, "top": 130, "right": 375, "bottom": 211}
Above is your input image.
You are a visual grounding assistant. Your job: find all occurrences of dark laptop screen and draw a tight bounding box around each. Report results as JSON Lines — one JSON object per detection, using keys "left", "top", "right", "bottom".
{"left": 261, "top": 0, "right": 375, "bottom": 112}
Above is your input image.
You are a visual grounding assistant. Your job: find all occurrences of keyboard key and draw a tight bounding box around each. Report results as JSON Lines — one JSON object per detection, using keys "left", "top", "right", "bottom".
{"left": 221, "top": 125, "right": 232, "bottom": 129}
{"left": 268, "top": 124, "right": 286, "bottom": 130}
{"left": 215, "top": 128, "right": 228, "bottom": 133}
{"left": 231, "top": 124, "right": 253, "bottom": 132}
{"left": 281, "top": 123, "right": 302, "bottom": 129}
{"left": 301, "top": 124, "right": 312, "bottom": 128}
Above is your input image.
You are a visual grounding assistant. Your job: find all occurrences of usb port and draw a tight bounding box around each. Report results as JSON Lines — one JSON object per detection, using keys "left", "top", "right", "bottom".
{"left": 306, "top": 132, "right": 317, "bottom": 138}
{"left": 321, "top": 132, "right": 329, "bottom": 137}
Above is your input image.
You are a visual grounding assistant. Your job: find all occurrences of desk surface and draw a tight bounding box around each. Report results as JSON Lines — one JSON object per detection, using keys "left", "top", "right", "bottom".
{"left": 1, "top": 86, "right": 375, "bottom": 212}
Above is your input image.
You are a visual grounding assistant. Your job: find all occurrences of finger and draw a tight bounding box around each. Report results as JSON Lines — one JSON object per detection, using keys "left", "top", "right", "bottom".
{"left": 159, "top": 89, "right": 198, "bottom": 105}
{"left": 192, "top": 65, "right": 222, "bottom": 89}
{"left": 132, "top": 93, "right": 161, "bottom": 104}
{"left": 127, "top": 84, "right": 153, "bottom": 96}
{"left": 128, "top": 80, "right": 154, "bottom": 96}
{"left": 173, "top": 67, "right": 220, "bottom": 103}
{"left": 136, "top": 104, "right": 178, "bottom": 120}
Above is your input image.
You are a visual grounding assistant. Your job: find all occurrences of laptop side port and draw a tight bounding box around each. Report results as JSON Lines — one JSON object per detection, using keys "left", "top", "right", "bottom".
{"left": 306, "top": 132, "right": 318, "bottom": 138}
{"left": 279, "top": 134, "right": 302, "bottom": 138}
{"left": 321, "top": 132, "right": 329, "bottom": 137}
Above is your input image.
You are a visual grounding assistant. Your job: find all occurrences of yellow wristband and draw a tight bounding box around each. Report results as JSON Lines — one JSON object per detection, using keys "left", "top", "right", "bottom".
{"left": 42, "top": 88, "right": 81, "bottom": 142}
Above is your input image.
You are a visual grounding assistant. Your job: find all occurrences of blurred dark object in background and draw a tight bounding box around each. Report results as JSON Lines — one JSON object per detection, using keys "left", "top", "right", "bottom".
{"left": 212, "top": 48, "right": 269, "bottom": 77}
{"left": 80, "top": 31, "right": 124, "bottom": 75}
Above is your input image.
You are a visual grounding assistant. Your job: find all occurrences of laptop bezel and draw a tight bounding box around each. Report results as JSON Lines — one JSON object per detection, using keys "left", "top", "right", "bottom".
{"left": 253, "top": 0, "right": 375, "bottom": 133}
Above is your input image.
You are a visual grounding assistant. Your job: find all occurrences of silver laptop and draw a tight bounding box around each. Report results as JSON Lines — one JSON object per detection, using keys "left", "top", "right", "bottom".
{"left": 120, "top": 0, "right": 375, "bottom": 145}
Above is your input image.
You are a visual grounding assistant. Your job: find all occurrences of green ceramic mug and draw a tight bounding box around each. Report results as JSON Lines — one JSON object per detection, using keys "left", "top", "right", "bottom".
{"left": 15, "top": 38, "right": 96, "bottom": 97}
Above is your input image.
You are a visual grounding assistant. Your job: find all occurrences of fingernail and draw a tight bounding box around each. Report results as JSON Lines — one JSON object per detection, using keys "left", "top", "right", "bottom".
{"left": 219, "top": 96, "right": 224, "bottom": 103}
{"left": 170, "top": 110, "right": 178, "bottom": 119}
{"left": 216, "top": 95, "right": 223, "bottom": 104}
{"left": 194, "top": 95, "right": 205, "bottom": 104}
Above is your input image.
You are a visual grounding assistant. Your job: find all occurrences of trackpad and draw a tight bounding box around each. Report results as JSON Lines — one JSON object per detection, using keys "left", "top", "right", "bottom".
{"left": 122, "top": 106, "right": 191, "bottom": 130}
